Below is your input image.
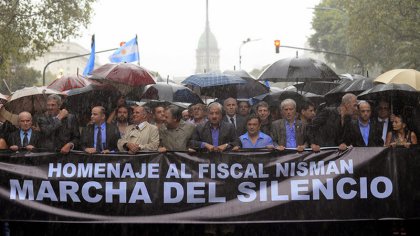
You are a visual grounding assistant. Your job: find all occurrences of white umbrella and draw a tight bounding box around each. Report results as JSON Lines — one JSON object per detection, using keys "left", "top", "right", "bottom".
{"left": 4, "top": 86, "right": 62, "bottom": 115}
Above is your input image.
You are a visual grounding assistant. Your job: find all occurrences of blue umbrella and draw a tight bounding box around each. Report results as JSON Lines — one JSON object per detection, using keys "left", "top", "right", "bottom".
{"left": 182, "top": 73, "right": 246, "bottom": 87}
{"left": 181, "top": 73, "right": 246, "bottom": 98}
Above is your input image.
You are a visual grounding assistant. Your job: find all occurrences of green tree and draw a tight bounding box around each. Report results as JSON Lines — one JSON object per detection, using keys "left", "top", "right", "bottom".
{"left": 0, "top": 0, "right": 96, "bottom": 84}
{"left": 309, "top": 0, "right": 420, "bottom": 73}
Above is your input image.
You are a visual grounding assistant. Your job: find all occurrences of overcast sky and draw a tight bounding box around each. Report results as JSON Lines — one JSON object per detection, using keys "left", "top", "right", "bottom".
{"left": 74, "top": 0, "right": 321, "bottom": 79}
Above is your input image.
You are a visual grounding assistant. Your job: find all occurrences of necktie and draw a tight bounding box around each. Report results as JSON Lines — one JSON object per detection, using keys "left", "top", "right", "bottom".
{"left": 230, "top": 117, "right": 236, "bottom": 129}
{"left": 96, "top": 127, "right": 103, "bottom": 152}
{"left": 22, "top": 132, "right": 28, "bottom": 147}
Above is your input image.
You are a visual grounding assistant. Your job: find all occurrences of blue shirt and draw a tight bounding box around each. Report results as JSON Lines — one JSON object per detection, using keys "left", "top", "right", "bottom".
{"left": 94, "top": 123, "right": 106, "bottom": 149}
{"left": 285, "top": 120, "right": 297, "bottom": 148}
{"left": 240, "top": 132, "right": 273, "bottom": 148}
{"left": 358, "top": 119, "right": 370, "bottom": 146}
{"left": 200, "top": 125, "right": 220, "bottom": 148}
{"left": 20, "top": 129, "right": 32, "bottom": 146}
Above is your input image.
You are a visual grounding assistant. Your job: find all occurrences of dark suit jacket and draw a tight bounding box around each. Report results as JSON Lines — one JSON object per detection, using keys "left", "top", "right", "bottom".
{"left": 37, "top": 113, "right": 80, "bottom": 151}
{"left": 223, "top": 115, "right": 246, "bottom": 137}
{"left": 271, "top": 119, "right": 306, "bottom": 147}
{"left": 190, "top": 121, "right": 240, "bottom": 149}
{"left": 343, "top": 119, "right": 384, "bottom": 147}
{"left": 80, "top": 123, "right": 120, "bottom": 151}
{"left": 0, "top": 120, "right": 18, "bottom": 141}
{"left": 308, "top": 107, "right": 351, "bottom": 146}
{"left": 7, "top": 129, "right": 41, "bottom": 148}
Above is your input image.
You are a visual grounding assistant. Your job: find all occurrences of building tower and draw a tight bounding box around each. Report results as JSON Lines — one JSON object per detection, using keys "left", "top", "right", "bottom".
{"left": 195, "top": 0, "right": 220, "bottom": 73}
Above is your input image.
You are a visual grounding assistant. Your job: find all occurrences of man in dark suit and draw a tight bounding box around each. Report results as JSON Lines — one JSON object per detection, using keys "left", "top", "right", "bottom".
{"left": 7, "top": 111, "right": 41, "bottom": 152}
{"left": 37, "top": 94, "right": 80, "bottom": 153}
{"left": 190, "top": 102, "right": 240, "bottom": 151}
{"left": 375, "top": 100, "right": 392, "bottom": 144}
{"left": 343, "top": 101, "right": 384, "bottom": 147}
{"left": 81, "top": 106, "right": 120, "bottom": 154}
{"left": 308, "top": 93, "right": 358, "bottom": 152}
{"left": 223, "top": 97, "right": 246, "bottom": 137}
{"left": 271, "top": 99, "right": 306, "bottom": 152}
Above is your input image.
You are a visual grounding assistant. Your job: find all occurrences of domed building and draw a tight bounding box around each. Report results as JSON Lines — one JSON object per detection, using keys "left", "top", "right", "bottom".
{"left": 195, "top": 0, "right": 220, "bottom": 73}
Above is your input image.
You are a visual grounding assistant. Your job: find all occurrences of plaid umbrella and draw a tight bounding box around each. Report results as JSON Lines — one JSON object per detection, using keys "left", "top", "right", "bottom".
{"left": 182, "top": 73, "right": 246, "bottom": 98}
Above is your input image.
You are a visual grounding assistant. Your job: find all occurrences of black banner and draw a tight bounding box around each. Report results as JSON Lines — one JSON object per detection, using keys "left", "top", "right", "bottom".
{"left": 0, "top": 147, "right": 419, "bottom": 223}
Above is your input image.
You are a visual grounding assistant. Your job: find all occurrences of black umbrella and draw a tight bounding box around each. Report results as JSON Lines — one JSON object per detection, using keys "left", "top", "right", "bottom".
{"left": 325, "top": 77, "right": 375, "bottom": 105}
{"left": 138, "top": 82, "right": 203, "bottom": 104}
{"left": 258, "top": 57, "right": 340, "bottom": 83}
{"left": 223, "top": 70, "right": 268, "bottom": 98}
{"left": 358, "top": 83, "right": 419, "bottom": 113}
{"left": 293, "top": 81, "right": 340, "bottom": 95}
{"left": 256, "top": 90, "right": 308, "bottom": 110}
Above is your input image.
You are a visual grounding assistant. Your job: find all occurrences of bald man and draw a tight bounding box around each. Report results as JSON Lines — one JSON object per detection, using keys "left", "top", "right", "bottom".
{"left": 7, "top": 111, "right": 41, "bottom": 152}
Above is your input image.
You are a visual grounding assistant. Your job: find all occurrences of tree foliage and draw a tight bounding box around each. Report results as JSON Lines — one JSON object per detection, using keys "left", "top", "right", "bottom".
{"left": 0, "top": 0, "right": 96, "bottom": 82}
{"left": 309, "top": 0, "right": 420, "bottom": 74}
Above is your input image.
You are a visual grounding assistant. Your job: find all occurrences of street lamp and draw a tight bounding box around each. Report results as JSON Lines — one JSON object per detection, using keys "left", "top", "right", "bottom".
{"left": 238, "top": 38, "right": 261, "bottom": 70}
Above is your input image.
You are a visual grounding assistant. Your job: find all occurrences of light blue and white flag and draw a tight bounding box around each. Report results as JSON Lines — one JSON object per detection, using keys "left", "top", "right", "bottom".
{"left": 109, "top": 36, "right": 139, "bottom": 63}
{"left": 83, "top": 34, "right": 95, "bottom": 76}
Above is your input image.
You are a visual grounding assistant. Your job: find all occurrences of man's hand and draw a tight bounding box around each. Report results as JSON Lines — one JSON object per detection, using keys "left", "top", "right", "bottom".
{"left": 311, "top": 144, "right": 320, "bottom": 152}
{"left": 204, "top": 143, "right": 215, "bottom": 152}
{"left": 215, "top": 143, "right": 230, "bottom": 152}
{"left": 231, "top": 146, "right": 240, "bottom": 151}
{"left": 276, "top": 145, "right": 285, "bottom": 151}
{"left": 10, "top": 145, "right": 18, "bottom": 151}
{"left": 158, "top": 147, "right": 167, "bottom": 153}
{"left": 26, "top": 145, "right": 35, "bottom": 151}
{"left": 60, "top": 143, "right": 73, "bottom": 154}
{"left": 338, "top": 143, "right": 348, "bottom": 151}
{"left": 297, "top": 145, "right": 305, "bottom": 152}
{"left": 85, "top": 148, "right": 97, "bottom": 154}
{"left": 126, "top": 143, "right": 140, "bottom": 153}
{"left": 57, "top": 109, "right": 69, "bottom": 120}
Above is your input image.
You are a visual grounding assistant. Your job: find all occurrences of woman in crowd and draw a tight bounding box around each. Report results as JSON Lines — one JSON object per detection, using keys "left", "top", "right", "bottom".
{"left": 385, "top": 114, "right": 417, "bottom": 148}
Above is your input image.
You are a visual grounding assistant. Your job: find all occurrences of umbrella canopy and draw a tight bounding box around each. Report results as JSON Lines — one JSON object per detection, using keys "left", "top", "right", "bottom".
{"left": 293, "top": 81, "right": 340, "bottom": 95}
{"left": 324, "top": 77, "right": 375, "bottom": 104}
{"left": 223, "top": 70, "right": 269, "bottom": 98}
{"left": 254, "top": 90, "right": 307, "bottom": 110}
{"left": 181, "top": 73, "right": 247, "bottom": 99}
{"left": 90, "top": 63, "right": 155, "bottom": 95}
{"left": 4, "top": 86, "right": 62, "bottom": 115}
{"left": 139, "top": 82, "right": 203, "bottom": 104}
{"left": 339, "top": 73, "right": 368, "bottom": 81}
{"left": 374, "top": 69, "right": 420, "bottom": 91}
{"left": 47, "top": 75, "right": 90, "bottom": 92}
{"left": 258, "top": 57, "right": 340, "bottom": 83}
{"left": 358, "top": 83, "right": 419, "bottom": 113}
{"left": 358, "top": 83, "right": 418, "bottom": 101}
{"left": 0, "top": 92, "right": 8, "bottom": 102}
{"left": 182, "top": 73, "right": 246, "bottom": 87}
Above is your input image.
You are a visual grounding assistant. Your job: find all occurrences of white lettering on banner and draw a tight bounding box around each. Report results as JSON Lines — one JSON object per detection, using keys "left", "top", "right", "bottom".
{"left": 47, "top": 163, "right": 161, "bottom": 179}
{"left": 129, "top": 182, "right": 151, "bottom": 203}
{"left": 312, "top": 178, "right": 334, "bottom": 200}
{"left": 276, "top": 160, "right": 354, "bottom": 177}
{"left": 196, "top": 163, "right": 270, "bottom": 179}
{"left": 36, "top": 181, "right": 58, "bottom": 201}
{"left": 370, "top": 177, "right": 393, "bottom": 198}
{"left": 237, "top": 177, "right": 393, "bottom": 202}
{"left": 59, "top": 181, "right": 81, "bottom": 202}
{"left": 291, "top": 180, "right": 310, "bottom": 200}
{"left": 82, "top": 181, "right": 102, "bottom": 203}
{"left": 9, "top": 180, "right": 34, "bottom": 200}
{"left": 105, "top": 182, "right": 127, "bottom": 203}
{"left": 164, "top": 182, "right": 184, "bottom": 203}
{"left": 163, "top": 182, "right": 226, "bottom": 203}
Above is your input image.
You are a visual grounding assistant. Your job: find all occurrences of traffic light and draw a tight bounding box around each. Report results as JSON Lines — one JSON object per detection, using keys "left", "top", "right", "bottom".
{"left": 274, "top": 40, "right": 280, "bottom": 53}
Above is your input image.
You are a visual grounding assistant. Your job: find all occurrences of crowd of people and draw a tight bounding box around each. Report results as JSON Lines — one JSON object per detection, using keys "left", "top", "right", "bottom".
{"left": 0, "top": 92, "right": 418, "bottom": 154}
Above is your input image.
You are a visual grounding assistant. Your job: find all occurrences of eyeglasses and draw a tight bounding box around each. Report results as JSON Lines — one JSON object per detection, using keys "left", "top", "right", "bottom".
{"left": 378, "top": 107, "right": 389, "bottom": 110}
